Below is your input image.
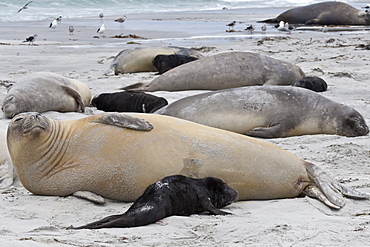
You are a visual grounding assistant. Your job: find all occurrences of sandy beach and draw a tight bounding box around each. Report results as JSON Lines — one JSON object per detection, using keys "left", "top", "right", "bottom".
{"left": 0, "top": 8, "right": 370, "bottom": 246}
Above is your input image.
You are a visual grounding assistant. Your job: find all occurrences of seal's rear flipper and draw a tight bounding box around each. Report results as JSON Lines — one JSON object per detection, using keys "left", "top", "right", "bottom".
{"left": 119, "top": 82, "right": 149, "bottom": 91}
{"left": 72, "top": 191, "right": 106, "bottom": 205}
{"left": 93, "top": 113, "right": 153, "bottom": 131}
{"left": 303, "top": 163, "right": 369, "bottom": 209}
{"left": 61, "top": 86, "right": 85, "bottom": 112}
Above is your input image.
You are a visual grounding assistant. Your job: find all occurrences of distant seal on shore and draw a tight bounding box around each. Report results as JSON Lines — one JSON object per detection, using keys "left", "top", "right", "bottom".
{"left": 153, "top": 54, "right": 199, "bottom": 74}
{"left": 122, "top": 52, "right": 305, "bottom": 92}
{"left": 7, "top": 112, "right": 369, "bottom": 209}
{"left": 92, "top": 91, "right": 168, "bottom": 113}
{"left": 293, "top": 76, "right": 327, "bottom": 92}
{"left": 155, "top": 86, "right": 369, "bottom": 138}
{"left": 69, "top": 175, "right": 238, "bottom": 229}
{"left": 260, "top": 2, "right": 370, "bottom": 25}
{"left": 105, "top": 46, "right": 203, "bottom": 75}
{"left": 1, "top": 72, "right": 91, "bottom": 118}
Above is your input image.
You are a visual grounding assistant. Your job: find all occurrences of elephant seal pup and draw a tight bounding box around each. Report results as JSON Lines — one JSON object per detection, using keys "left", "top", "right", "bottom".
{"left": 7, "top": 112, "right": 370, "bottom": 209}
{"left": 155, "top": 86, "right": 369, "bottom": 138}
{"left": 293, "top": 76, "right": 327, "bottom": 92}
{"left": 105, "top": 46, "right": 203, "bottom": 75}
{"left": 1, "top": 72, "right": 91, "bottom": 118}
{"left": 69, "top": 175, "right": 238, "bottom": 229}
{"left": 122, "top": 52, "right": 305, "bottom": 92}
{"left": 92, "top": 91, "right": 168, "bottom": 113}
{"left": 153, "top": 54, "right": 199, "bottom": 74}
{"left": 260, "top": 2, "right": 370, "bottom": 25}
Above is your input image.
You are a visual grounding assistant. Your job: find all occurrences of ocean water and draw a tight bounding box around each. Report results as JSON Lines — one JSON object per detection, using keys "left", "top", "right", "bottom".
{"left": 1, "top": 0, "right": 362, "bottom": 23}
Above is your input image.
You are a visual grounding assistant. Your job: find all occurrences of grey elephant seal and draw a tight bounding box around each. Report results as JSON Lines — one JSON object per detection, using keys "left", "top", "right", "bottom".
{"left": 122, "top": 52, "right": 305, "bottom": 92}
{"left": 1, "top": 72, "right": 91, "bottom": 118}
{"left": 155, "top": 86, "right": 369, "bottom": 138}
{"left": 69, "top": 175, "right": 238, "bottom": 229}
{"left": 7, "top": 112, "right": 369, "bottom": 209}
{"left": 260, "top": 2, "right": 370, "bottom": 25}
{"left": 293, "top": 76, "right": 327, "bottom": 92}
{"left": 105, "top": 46, "right": 203, "bottom": 75}
{"left": 92, "top": 91, "right": 168, "bottom": 113}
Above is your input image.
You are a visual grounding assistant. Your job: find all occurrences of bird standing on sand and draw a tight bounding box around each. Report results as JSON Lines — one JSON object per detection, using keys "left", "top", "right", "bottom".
{"left": 115, "top": 15, "right": 127, "bottom": 27}
{"left": 226, "top": 21, "right": 236, "bottom": 31}
{"left": 17, "top": 1, "right": 32, "bottom": 13}
{"left": 97, "top": 24, "right": 105, "bottom": 37}
{"left": 49, "top": 19, "right": 57, "bottom": 31}
{"left": 56, "top": 16, "right": 62, "bottom": 24}
{"left": 245, "top": 24, "right": 255, "bottom": 33}
{"left": 69, "top": 26, "right": 75, "bottom": 35}
{"left": 277, "top": 21, "right": 286, "bottom": 32}
{"left": 261, "top": 24, "right": 267, "bottom": 34}
{"left": 322, "top": 25, "right": 328, "bottom": 33}
{"left": 99, "top": 13, "right": 104, "bottom": 23}
{"left": 23, "top": 34, "right": 38, "bottom": 45}
{"left": 284, "top": 22, "right": 293, "bottom": 34}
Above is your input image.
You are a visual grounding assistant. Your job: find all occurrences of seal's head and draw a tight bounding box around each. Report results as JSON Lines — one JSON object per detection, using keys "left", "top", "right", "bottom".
{"left": 2, "top": 94, "right": 22, "bottom": 118}
{"left": 338, "top": 109, "right": 369, "bottom": 137}
{"left": 203, "top": 177, "right": 238, "bottom": 208}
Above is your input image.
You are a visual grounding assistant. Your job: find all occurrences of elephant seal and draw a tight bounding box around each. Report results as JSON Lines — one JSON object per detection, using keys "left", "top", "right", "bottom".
{"left": 105, "top": 46, "right": 203, "bottom": 75}
{"left": 260, "top": 2, "right": 370, "bottom": 25}
{"left": 69, "top": 175, "right": 238, "bottom": 229}
{"left": 155, "top": 86, "right": 369, "bottom": 138}
{"left": 0, "top": 122, "right": 15, "bottom": 189}
{"left": 293, "top": 76, "right": 327, "bottom": 92}
{"left": 122, "top": 52, "right": 305, "bottom": 92}
{"left": 1, "top": 72, "right": 91, "bottom": 118}
{"left": 92, "top": 91, "right": 168, "bottom": 113}
{"left": 7, "top": 112, "right": 369, "bottom": 209}
{"left": 153, "top": 54, "right": 199, "bottom": 74}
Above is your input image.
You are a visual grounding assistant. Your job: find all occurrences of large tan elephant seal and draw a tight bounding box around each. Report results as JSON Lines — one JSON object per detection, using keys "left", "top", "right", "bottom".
{"left": 7, "top": 112, "right": 369, "bottom": 209}
{"left": 155, "top": 86, "right": 369, "bottom": 138}
{"left": 1, "top": 72, "right": 91, "bottom": 118}
{"left": 122, "top": 52, "right": 305, "bottom": 92}
{"left": 105, "top": 46, "right": 203, "bottom": 75}
{"left": 260, "top": 2, "right": 370, "bottom": 25}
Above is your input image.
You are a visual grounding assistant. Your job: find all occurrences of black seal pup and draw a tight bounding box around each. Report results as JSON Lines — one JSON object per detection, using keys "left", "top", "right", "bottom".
{"left": 92, "top": 91, "right": 168, "bottom": 113}
{"left": 68, "top": 175, "right": 238, "bottom": 229}
{"left": 293, "top": 77, "right": 328, "bottom": 92}
{"left": 153, "top": 54, "right": 199, "bottom": 74}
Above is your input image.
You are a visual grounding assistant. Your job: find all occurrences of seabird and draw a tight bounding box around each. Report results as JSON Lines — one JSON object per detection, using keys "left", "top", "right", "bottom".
{"left": 115, "top": 15, "right": 127, "bottom": 27}
{"left": 23, "top": 34, "right": 38, "bottom": 45}
{"left": 226, "top": 21, "right": 236, "bottom": 30}
{"left": 261, "top": 24, "right": 267, "bottom": 34}
{"left": 322, "top": 25, "right": 328, "bottom": 33}
{"left": 69, "top": 26, "right": 75, "bottom": 35}
{"left": 245, "top": 24, "right": 255, "bottom": 33}
{"left": 97, "top": 24, "right": 105, "bottom": 37}
{"left": 49, "top": 19, "right": 57, "bottom": 31}
{"left": 56, "top": 16, "right": 62, "bottom": 24}
{"left": 17, "top": 1, "right": 32, "bottom": 13}
{"left": 277, "top": 21, "right": 286, "bottom": 32}
{"left": 284, "top": 22, "right": 294, "bottom": 34}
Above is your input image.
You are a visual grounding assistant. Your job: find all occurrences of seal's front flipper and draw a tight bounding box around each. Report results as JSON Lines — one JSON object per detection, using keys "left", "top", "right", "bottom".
{"left": 61, "top": 85, "right": 85, "bottom": 112}
{"left": 72, "top": 191, "right": 106, "bottom": 205}
{"left": 201, "top": 197, "right": 232, "bottom": 215}
{"left": 93, "top": 113, "right": 153, "bottom": 131}
{"left": 245, "top": 124, "right": 284, "bottom": 138}
{"left": 119, "top": 82, "right": 149, "bottom": 91}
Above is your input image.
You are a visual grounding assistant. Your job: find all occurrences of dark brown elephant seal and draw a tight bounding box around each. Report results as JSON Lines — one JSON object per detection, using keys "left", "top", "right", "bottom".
{"left": 260, "top": 2, "right": 370, "bottom": 25}
{"left": 1, "top": 72, "right": 91, "bottom": 118}
{"left": 68, "top": 175, "right": 238, "bottom": 229}
{"left": 155, "top": 86, "right": 369, "bottom": 138}
{"left": 122, "top": 52, "right": 305, "bottom": 92}
{"left": 7, "top": 112, "right": 369, "bottom": 209}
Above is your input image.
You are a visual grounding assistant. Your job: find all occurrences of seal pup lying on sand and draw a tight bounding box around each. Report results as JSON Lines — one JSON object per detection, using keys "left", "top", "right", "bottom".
{"left": 92, "top": 91, "right": 168, "bottom": 113}
{"left": 122, "top": 52, "right": 305, "bottom": 91}
{"left": 153, "top": 54, "right": 199, "bottom": 74}
{"left": 68, "top": 175, "right": 238, "bottom": 229}
{"left": 1, "top": 72, "right": 91, "bottom": 118}
{"left": 155, "top": 86, "right": 368, "bottom": 138}
{"left": 293, "top": 76, "right": 327, "bottom": 92}
{"left": 7, "top": 112, "right": 369, "bottom": 209}
{"left": 105, "top": 46, "right": 203, "bottom": 75}
{"left": 260, "top": 2, "right": 370, "bottom": 25}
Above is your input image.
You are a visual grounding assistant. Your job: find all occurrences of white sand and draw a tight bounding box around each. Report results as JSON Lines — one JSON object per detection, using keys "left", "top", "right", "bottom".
{"left": 0, "top": 10, "right": 369, "bottom": 246}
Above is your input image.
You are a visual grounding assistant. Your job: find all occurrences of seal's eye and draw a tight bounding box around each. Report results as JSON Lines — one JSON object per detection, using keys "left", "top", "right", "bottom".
{"left": 14, "top": 117, "right": 23, "bottom": 122}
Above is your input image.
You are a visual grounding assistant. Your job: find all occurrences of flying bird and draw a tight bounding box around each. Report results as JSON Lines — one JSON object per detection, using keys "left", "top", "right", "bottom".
{"left": 17, "top": 1, "right": 32, "bottom": 13}
{"left": 22, "top": 34, "right": 38, "bottom": 45}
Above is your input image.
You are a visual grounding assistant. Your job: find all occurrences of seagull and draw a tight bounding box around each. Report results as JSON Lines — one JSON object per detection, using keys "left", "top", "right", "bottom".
{"left": 261, "top": 24, "right": 267, "bottom": 34}
{"left": 245, "top": 24, "right": 255, "bottom": 33}
{"left": 99, "top": 12, "right": 104, "bottom": 22}
{"left": 69, "top": 26, "right": 75, "bottom": 35}
{"left": 226, "top": 21, "right": 236, "bottom": 30}
{"left": 284, "top": 22, "right": 294, "bottom": 34}
{"left": 322, "top": 25, "right": 328, "bottom": 33}
{"left": 277, "top": 21, "right": 286, "bottom": 32}
{"left": 97, "top": 24, "right": 105, "bottom": 37}
{"left": 17, "top": 1, "right": 32, "bottom": 13}
{"left": 115, "top": 15, "right": 127, "bottom": 27}
{"left": 23, "top": 34, "right": 38, "bottom": 45}
{"left": 56, "top": 16, "right": 62, "bottom": 24}
{"left": 49, "top": 19, "right": 57, "bottom": 31}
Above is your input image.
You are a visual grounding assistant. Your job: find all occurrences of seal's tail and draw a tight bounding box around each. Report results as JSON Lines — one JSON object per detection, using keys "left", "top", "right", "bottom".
{"left": 119, "top": 82, "right": 149, "bottom": 91}
{"left": 303, "top": 162, "right": 369, "bottom": 209}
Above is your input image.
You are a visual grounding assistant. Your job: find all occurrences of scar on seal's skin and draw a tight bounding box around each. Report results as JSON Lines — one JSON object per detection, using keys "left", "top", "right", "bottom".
{"left": 181, "top": 158, "right": 204, "bottom": 177}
